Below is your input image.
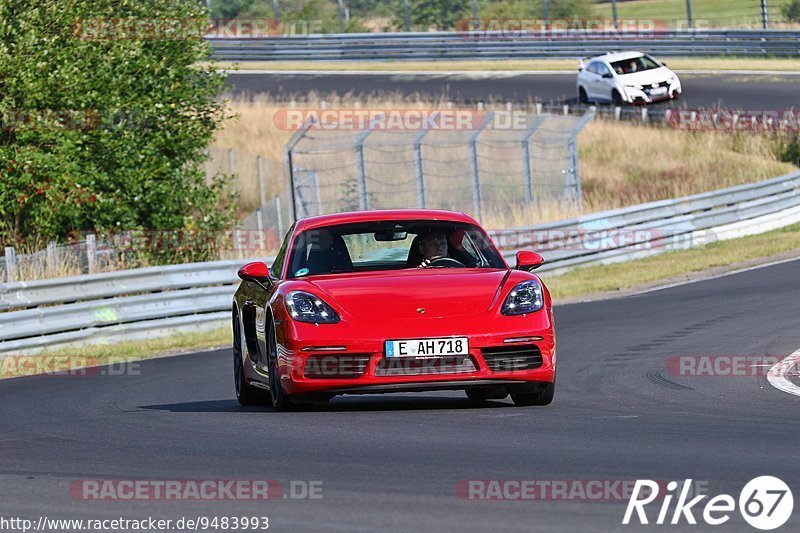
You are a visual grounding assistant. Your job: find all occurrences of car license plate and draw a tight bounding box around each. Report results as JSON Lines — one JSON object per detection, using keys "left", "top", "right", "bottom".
{"left": 385, "top": 337, "right": 469, "bottom": 358}
{"left": 649, "top": 86, "right": 667, "bottom": 96}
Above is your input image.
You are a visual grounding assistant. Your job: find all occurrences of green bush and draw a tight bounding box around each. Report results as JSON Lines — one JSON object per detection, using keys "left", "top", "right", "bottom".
{"left": 0, "top": 0, "right": 234, "bottom": 262}
{"left": 782, "top": 0, "right": 800, "bottom": 23}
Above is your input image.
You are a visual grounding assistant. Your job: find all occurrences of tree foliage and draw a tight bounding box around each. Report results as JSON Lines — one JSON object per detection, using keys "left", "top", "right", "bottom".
{"left": 0, "top": 0, "right": 233, "bottom": 262}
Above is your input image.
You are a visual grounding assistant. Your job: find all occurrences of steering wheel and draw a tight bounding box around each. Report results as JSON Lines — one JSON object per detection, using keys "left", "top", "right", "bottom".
{"left": 426, "top": 257, "right": 466, "bottom": 268}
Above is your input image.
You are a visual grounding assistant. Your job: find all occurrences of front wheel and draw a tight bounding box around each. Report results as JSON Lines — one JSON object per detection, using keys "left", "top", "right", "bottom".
{"left": 511, "top": 379, "right": 555, "bottom": 406}
{"left": 611, "top": 90, "right": 623, "bottom": 106}
{"left": 268, "top": 320, "right": 295, "bottom": 412}
{"left": 578, "top": 86, "right": 588, "bottom": 104}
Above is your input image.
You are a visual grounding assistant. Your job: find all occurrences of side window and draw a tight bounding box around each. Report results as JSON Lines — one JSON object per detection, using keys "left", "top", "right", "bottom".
{"left": 587, "top": 62, "right": 599, "bottom": 75}
{"left": 269, "top": 224, "right": 295, "bottom": 278}
{"left": 596, "top": 63, "right": 611, "bottom": 77}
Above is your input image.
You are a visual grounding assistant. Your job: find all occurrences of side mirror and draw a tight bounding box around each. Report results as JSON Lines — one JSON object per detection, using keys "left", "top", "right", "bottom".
{"left": 602, "top": 72, "right": 613, "bottom": 79}
{"left": 661, "top": 61, "right": 667, "bottom": 67}
{"left": 238, "top": 261, "right": 271, "bottom": 284}
{"left": 515, "top": 250, "right": 545, "bottom": 271}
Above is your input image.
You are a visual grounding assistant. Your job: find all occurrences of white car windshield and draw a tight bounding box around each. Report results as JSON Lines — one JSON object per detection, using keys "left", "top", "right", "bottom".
{"left": 611, "top": 55, "right": 661, "bottom": 75}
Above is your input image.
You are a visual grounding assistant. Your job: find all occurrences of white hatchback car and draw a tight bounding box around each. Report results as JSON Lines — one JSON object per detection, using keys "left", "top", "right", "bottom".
{"left": 576, "top": 51, "right": 682, "bottom": 105}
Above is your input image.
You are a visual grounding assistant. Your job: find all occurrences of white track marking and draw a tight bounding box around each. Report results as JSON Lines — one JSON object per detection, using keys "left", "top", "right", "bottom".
{"left": 768, "top": 349, "right": 800, "bottom": 397}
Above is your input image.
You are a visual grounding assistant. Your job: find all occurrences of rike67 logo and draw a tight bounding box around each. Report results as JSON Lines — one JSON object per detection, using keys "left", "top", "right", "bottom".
{"left": 623, "top": 477, "right": 793, "bottom": 530}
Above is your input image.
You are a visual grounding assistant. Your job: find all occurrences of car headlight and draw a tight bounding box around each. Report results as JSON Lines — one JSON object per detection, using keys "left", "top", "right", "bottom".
{"left": 285, "top": 291, "right": 340, "bottom": 324}
{"left": 501, "top": 280, "right": 544, "bottom": 316}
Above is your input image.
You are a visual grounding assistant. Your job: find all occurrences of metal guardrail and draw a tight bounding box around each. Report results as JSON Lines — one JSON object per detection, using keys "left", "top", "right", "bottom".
{"left": 208, "top": 30, "right": 800, "bottom": 61}
{"left": 1, "top": 170, "right": 799, "bottom": 354}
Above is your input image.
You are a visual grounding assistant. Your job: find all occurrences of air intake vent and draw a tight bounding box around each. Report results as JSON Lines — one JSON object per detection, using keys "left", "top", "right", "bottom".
{"left": 304, "top": 354, "right": 371, "bottom": 379}
{"left": 482, "top": 346, "right": 543, "bottom": 372}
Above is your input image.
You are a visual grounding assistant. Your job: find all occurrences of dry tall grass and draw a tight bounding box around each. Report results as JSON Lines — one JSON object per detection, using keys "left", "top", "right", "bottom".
{"left": 212, "top": 95, "right": 797, "bottom": 227}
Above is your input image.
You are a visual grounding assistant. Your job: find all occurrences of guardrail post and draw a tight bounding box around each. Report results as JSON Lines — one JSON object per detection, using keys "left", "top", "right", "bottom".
{"left": 4, "top": 247, "right": 17, "bottom": 283}
{"left": 761, "top": 0, "right": 769, "bottom": 29}
{"left": 85, "top": 234, "right": 97, "bottom": 274}
{"left": 469, "top": 111, "right": 494, "bottom": 223}
{"left": 403, "top": 0, "right": 411, "bottom": 31}
{"left": 337, "top": 0, "right": 345, "bottom": 33}
{"left": 228, "top": 149, "right": 235, "bottom": 177}
{"left": 413, "top": 127, "right": 431, "bottom": 208}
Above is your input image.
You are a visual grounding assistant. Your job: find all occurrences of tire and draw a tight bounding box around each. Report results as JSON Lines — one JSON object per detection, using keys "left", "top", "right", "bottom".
{"left": 511, "top": 379, "right": 555, "bottom": 407}
{"left": 578, "top": 86, "right": 588, "bottom": 104}
{"left": 233, "top": 311, "right": 267, "bottom": 406}
{"left": 611, "top": 90, "right": 623, "bottom": 106}
{"left": 267, "top": 319, "right": 295, "bottom": 412}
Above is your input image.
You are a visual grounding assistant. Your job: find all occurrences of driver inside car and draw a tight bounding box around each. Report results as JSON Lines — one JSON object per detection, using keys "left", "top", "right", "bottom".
{"left": 417, "top": 231, "right": 449, "bottom": 268}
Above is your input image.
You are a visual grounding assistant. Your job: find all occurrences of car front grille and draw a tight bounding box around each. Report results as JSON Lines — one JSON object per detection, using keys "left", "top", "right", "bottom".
{"left": 481, "top": 345, "right": 543, "bottom": 372}
{"left": 304, "top": 354, "right": 371, "bottom": 379}
{"left": 374, "top": 356, "right": 477, "bottom": 376}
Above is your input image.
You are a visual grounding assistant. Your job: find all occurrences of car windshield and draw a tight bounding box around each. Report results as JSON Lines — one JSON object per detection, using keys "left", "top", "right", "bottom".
{"left": 611, "top": 55, "right": 661, "bottom": 75}
{"left": 286, "top": 220, "right": 506, "bottom": 278}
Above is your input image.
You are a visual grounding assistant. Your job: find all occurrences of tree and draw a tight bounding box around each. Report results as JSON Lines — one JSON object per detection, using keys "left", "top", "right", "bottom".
{"left": 783, "top": 0, "right": 800, "bottom": 23}
{"left": 0, "top": 0, "right": 234, "bottom": 262}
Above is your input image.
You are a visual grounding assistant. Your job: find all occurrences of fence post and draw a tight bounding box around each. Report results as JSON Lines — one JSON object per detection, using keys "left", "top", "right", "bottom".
{"left": 275, "top": 196, "right": 284, "bottom": 238}
{"left": 565, "top": 109, "right": 596, "bottom": 208}
{"left": 85, "top": 233, "right": 97, "bottom": 274}
{"left": 685, "top": 0, "right": 693, "bottom": 28}
{"left": 403, "top": 0, "right": 411, "bottom": 31}
{"left": 469, "top": 111, "right": 494, "bottom": 223}
{"left": 257, "top": 155, "right": 267, "bottom": 214}
{"left": 521, "top": 115, "right": 547, "bottom": 209}
{"left": 228, "top": 149, "right": 235, "bottom": 176}
{"left": 354, "top": 117, "right": 382, "bottom": 211}
{"left": 337, "top": 0, "right": 345, "bottom": 32}
{"left": 413, "top": 127, "right": 431, "bottom": 208}
{"left": 761, "top": 0, "right": 769, "bottom": 29}
{"left": 611, "top": 0, "right": 619, "bottom": 29}
{"left": 284, "top": 116, "right": 317, "bottom": 222}
{"left": 46, "top": 241, "right": 57, "bottom": 273}
{"left": 4, "top": 246, "right": 17, "bottom": 283}
{"left": 272, "top": 0, "right": 280, "bottom": 23}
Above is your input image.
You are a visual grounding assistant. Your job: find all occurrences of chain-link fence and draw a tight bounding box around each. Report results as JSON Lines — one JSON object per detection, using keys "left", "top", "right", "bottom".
{"left": 284, "top": 109, "right": 594, "bottom": 228}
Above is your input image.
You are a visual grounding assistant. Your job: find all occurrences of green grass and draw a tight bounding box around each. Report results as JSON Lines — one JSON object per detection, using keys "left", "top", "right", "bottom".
{"left": 1, "top": 327, "right": 231, "bottom": 379}
{"left": 545, "top": 222, "right": 800, "bottom": 299}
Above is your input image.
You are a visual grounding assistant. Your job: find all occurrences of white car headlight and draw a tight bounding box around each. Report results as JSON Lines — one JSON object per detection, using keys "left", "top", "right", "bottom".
{"left": 501, "top": 280, "right": 544, "bottom": 316}
{"left": 285, "top": 291, "right": 340, "bottom": 324}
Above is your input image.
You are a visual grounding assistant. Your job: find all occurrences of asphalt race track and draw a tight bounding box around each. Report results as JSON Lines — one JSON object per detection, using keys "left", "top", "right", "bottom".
{"left": 1, "top": 258, "right": 799, "bottom": 532}
{"left": 225, "top": 71, "right": 800, "bottom": 109}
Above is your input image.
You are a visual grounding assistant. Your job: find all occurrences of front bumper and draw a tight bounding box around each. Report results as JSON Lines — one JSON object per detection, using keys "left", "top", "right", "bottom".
{"left": 275, "top": 315, "right": 556, "bottom": 396}
{"left": 623, "top": 80, "right": 682, "bottom": 104}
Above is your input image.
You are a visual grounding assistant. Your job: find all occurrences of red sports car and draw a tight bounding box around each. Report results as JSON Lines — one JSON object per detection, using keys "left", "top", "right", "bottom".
{"left": 231, "top": 209, "right": 556, "bottom": 410}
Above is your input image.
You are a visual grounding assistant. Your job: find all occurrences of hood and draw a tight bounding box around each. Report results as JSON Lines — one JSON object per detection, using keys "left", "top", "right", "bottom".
{"left": 306, "top": 269, "right": 510, "bottom": 320}
{"left": 617, "top": 67, "right": 673, "bottom": 86}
